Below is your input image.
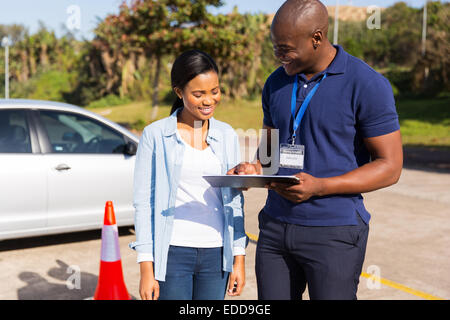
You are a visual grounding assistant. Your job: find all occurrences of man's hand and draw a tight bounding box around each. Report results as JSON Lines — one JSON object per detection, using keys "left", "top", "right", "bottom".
{"left": 269, "top": 131, "right": 403, "bottom": 202}
{"left": 269, "top": 172, "right": 325, "bottom": 203}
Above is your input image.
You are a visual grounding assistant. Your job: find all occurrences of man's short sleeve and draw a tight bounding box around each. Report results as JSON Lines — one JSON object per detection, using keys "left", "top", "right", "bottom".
{"left": 262, "top": 81, "right": 275, "bottom": 128}
{"left": 357, "top": 75, "right": 400, "bottom": 138}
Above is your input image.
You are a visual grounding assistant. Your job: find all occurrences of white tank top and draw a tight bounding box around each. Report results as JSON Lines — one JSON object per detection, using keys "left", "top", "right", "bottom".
{"left": 169, "top": 132, "right": 224, "bottom": 248}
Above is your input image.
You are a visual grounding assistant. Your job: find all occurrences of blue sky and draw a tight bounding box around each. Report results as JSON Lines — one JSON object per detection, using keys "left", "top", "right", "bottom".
{"left": 0, "top": 0, "right": 432, "bottom": 40}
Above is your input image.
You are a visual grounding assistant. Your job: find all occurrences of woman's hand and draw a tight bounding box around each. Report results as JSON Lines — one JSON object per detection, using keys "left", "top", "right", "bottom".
{"left": 227, "top": 255, "right": 245, "bottom": 296}
{"left": 227, "top": 161, "right": 262, "bottom": 176}
{"left": 226, "top": 161, "right": 263, "bottom": 191}
{"left": 139, "top": 261, "right": 160, "bottom": 300}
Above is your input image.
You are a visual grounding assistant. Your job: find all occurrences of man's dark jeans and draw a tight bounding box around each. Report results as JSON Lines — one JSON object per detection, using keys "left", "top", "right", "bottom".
{"left": 256, "top": 210, "right": 369, "bottom": 300}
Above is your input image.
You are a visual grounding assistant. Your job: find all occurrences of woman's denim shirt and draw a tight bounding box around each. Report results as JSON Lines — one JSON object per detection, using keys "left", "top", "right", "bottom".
{"left": 129, "top": 110, "right": 247, "bottom": 281}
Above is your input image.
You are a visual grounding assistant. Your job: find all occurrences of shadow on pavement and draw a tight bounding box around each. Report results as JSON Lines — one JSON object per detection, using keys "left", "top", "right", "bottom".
{"left": 17, "top": 259, "right": 98, "bottom": 300}
{"left": 403, "top": 146, "right": 450, "bottom": 173}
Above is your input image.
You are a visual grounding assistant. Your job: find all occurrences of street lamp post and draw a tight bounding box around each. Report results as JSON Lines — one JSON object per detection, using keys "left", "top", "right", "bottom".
{"left": 421, "top": 0, "right": 428, "bottom": 57}
{"left": 421, "top": 1, "right": 429, "bottom": 82}
{"left": 333, "top": 0, "right": 339, "bottom": 45}
{"left": 1, "top": 36, "right": 11, "bottom": 99}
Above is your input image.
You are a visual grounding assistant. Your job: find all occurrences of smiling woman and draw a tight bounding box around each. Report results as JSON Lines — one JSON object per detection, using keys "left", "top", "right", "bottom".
{"left": 170, "top": 50, "right": 220, "bottom": 114}
{"left": 130, "top": 49, "right": 247, "bottom": 301}
{"left": 175, "top": 71, "right": 221, "bottom": 126}
{"left": 170, "top": 50, "right": 221, "bottom": 150}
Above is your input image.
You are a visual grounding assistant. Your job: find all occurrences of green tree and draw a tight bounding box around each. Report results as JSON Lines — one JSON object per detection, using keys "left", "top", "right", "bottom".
{"left": 412, "top": 1, "right": 449, "bottom": 93}
{"left": 94, "top": 0, "right": 273, "bottom": 114}
{"left": 98, "top": 0, "right": 224, "bottom": 118}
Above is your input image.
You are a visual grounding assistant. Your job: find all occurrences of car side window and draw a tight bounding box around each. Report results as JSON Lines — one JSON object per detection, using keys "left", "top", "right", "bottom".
{"left": 39, "top": 110, "right": 127, "bottom": 154}
{"left": 0, "top": 109, "right": 32, "bottom": 153}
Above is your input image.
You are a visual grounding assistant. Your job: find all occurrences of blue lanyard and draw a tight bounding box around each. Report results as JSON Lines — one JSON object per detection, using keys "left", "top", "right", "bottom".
{"left": 290, "top": 73, "right": 327, "bottom": 145}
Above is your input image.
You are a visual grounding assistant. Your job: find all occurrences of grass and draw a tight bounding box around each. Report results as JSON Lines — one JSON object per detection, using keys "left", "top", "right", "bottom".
{"left": 87, "top": 96, "right": 450, "bottom": 148}
{"left": 397, "top": 97, "right": 450, "bottom": 148}
{"left": 87, "top": 101, "right": 170, "bottom": 126}
{"left": 86, "top": 98, "right": 264, "bottom": 132}
{"left": 211, "top": 99, "right": 263, "bottom": 131}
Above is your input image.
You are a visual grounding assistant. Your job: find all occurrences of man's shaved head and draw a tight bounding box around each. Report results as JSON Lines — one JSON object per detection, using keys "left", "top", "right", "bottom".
{"left": 270, "top": 0, "right": 335, "bottom": 77}
{"left": 272, "top": 0, "right": 329, "bottom": 37}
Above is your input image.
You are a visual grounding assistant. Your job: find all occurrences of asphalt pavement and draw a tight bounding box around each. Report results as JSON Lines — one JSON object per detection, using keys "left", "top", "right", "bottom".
{"left": 0, "top": 166, "right": 448, "bottom": 300}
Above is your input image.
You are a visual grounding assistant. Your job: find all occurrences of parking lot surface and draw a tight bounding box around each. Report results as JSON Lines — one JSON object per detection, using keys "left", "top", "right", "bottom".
{"left": 0, "top": 167, "right": 448, "bottom": 300}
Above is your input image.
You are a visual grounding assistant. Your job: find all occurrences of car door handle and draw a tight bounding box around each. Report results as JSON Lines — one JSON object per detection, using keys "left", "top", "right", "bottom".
{"left": 55, "top": 164, "right": 71, "bottom": 171}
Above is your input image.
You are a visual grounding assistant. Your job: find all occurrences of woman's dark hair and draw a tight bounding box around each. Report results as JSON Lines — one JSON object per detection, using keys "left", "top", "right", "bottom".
{"left": 170, "top": 50, "right": 219, "bottom": 115}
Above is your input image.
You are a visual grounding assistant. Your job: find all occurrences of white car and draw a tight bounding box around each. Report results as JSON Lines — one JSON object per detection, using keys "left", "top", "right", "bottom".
{"left": 0, "top": 99, "right": 139, "bottom": 240}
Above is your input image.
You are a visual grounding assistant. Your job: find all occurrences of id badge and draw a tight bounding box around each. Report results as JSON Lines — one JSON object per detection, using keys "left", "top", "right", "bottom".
{"left": 279, "top": 144, "right": 305, "bottom": 169}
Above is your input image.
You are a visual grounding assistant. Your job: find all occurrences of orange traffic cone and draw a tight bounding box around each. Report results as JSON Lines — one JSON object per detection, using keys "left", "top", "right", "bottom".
{"left": 94, "top": 201, "right": 131, "bottom": 300}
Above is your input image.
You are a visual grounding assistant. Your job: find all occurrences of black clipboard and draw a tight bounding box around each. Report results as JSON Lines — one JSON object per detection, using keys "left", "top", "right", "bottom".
{"left": 203, "top": 175, "right": 300, "bottom": 188}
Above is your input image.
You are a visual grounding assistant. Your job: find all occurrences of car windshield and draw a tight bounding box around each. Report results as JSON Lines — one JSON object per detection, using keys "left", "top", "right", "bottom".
{"left": 40, "top": 110, "right": 126, "bottom": 154}
{"left": 57, "top": 114, "right": 97, "bottom": 143}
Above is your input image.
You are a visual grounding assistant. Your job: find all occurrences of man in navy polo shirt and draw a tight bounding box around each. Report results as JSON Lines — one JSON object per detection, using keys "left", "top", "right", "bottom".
{"left": 228, "top": 0, "right": 403, "bottom": 300}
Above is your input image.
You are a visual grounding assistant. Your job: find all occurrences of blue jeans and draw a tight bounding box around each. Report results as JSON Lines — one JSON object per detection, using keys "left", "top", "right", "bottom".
{"left": 158, "top": 246, "right": 229, "bottom": 300}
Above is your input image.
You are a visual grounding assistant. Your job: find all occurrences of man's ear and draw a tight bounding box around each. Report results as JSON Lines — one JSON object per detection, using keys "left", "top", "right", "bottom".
{"left": 312, "top": 30, "right": 323, "bottom": 49}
